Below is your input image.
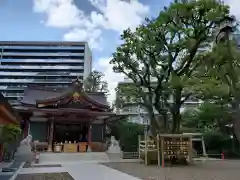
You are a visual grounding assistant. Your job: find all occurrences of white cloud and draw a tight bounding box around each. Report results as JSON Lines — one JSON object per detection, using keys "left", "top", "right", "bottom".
{"left": 224, "top": 0, "right": 240, "bottom": 20}
{"left": 33, "top": 0, "right": 149, "bottom": 50}
{"left": 63, "top": 28, "right": 103, "bottom": 50}
{"left": 88, "top": 0, "right": 149, "bottom": 32}
{"left": 94, "top": 57, "right": 124, "bottom": 104}
{"left": 33, "top": 0, "right": 85, "bottom": 28}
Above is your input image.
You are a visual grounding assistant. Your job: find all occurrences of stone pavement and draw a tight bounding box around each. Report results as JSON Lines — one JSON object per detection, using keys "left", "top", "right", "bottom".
{"left": 38, "top": 152, "right": 111, "bottom": 164}
{"left": 18, "top": 163, "right": 141, "bottom": 180}
{"left": 11, "top": 152, "right": 142, "bottom": 180}
{"left": 0, "top": 162, "right": 15, "bottom": 180}
{"left": 11, "top": 152, "right": 234, "bottom": 180}
{"left": 102, "top": 160, "right": 240, "bottom": 180}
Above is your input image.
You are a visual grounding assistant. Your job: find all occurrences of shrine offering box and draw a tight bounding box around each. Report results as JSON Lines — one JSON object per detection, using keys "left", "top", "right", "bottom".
{"left": 79, "top": 142, "right": 88, "bottom": 152}
{"left": 63, "top": 143, "right": 78, "bottom": 153}
{"left": 54, "top": 144, "right": 62, "bottom": 153}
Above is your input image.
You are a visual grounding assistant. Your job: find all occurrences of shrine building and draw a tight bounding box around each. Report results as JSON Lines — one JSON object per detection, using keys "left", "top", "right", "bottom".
{"left": 14, "top": 79, "right": 125, "bottom": 153}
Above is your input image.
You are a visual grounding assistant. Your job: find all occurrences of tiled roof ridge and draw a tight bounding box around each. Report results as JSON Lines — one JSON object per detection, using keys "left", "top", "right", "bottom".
{"left": 26, "top": 85, "right": 65, "bottom": 92}
{"left": 85, "top": 91, "right": 106, "bottom": 94}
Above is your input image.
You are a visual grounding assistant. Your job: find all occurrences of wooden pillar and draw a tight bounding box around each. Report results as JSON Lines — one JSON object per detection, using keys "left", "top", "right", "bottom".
{"left": 87, "top": 124, "right": 92, "bottom": 152}
{"left": 47, "top": 119, "right": 54, "bottom": 152}
{"left": 23, "top": 120, "right": 29, "bottom": 138}
{"left": 0, "top": 144, "right": 3, "bottom": 162}
{"left": 22, "top": 114, "right": 31, "bottom": 139}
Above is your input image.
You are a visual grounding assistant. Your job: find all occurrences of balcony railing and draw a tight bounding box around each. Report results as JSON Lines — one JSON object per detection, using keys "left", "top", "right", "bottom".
{"left": 0, "top": 45, "right": 85, "bottom": 50}
{"left": 0, "top": 59, "right": 84, "bottom": 65}
{"left": 0, "top": 65, "right": 84, "bottom": 69}
{"left": 0, "top": 81, "right": 72, "bottom": 85}
{"left": 2, "top": 52, "right": 85, "bottom": 56}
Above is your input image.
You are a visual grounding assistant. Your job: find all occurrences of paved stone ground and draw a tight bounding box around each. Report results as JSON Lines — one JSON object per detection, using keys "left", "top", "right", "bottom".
{"left": 101, "top": 160, "right": 240, "bottom": 180}
{"left": 15, "top": 172, "right": 74, "bottom": 180}
{"left": 23, "top": 163, "right": 62, "bottom": 168}
{"left": 18, "top": 162, "right": 142, "bottom": 180}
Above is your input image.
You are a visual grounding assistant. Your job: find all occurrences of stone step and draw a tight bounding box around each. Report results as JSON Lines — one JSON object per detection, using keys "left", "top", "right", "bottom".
{"left": 39, "top": 152, "right": 110, "bottom": 163}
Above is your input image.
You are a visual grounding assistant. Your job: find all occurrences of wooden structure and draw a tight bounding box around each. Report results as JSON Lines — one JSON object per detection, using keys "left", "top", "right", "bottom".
{"left": 139, "top": 134, "right": 193, "bottom": 166}
{"left": 0, "top": 93, "right": 20, "bottom": 162}
{"left": 14, "top": 79, "right": 125, "bottom": 153}
{"left": 183, "top": 133, "right": 207, "bottom": 157}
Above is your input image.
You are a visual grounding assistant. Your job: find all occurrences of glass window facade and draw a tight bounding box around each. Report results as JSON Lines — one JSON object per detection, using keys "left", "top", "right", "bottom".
{"left": 0, "top": 41, "right": 92, "bottom": 105}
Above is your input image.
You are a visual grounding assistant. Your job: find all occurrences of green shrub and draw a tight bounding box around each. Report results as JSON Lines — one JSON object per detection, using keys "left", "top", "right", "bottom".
{"left": 110, "top": 121, "right": 144, "bottom": 152}
{"left": 0, "top": 124, "right": 22, "bottom": 144}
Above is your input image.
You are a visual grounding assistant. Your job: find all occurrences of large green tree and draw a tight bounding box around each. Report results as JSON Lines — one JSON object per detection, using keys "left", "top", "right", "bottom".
{"left": 111, "top": 0, "right": 231, "bottom": 133}
{"left": 83, "top": 70, "right": 108, "bottom": 92}
{"left": 190, "top": 39, "right": 240, "bottom": 141}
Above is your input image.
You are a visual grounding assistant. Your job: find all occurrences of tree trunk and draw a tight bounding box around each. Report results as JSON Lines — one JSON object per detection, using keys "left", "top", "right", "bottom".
{"left": 171, "top": 112, "right": 181, "bottom": 133}
{"left": 231, "top": 100, "right": 240, "bottom": 146}
{"left": 150, "top": 113, "right": 158, "bottom": 136}
{"left": 171, "top": 87, "right": 182, "bottom": 134}
{"left": 163, "top": 113, "right": 168, "bottom": 132}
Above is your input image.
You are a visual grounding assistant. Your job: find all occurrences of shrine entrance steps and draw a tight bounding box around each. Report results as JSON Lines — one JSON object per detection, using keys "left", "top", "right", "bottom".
{"left": 38, "top": 152, "right": 110, "bottom": 164}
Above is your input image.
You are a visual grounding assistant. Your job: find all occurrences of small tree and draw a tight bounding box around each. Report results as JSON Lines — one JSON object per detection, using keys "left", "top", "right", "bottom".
{"left": 83, "top": 70, "right": 108, "bottom": 92}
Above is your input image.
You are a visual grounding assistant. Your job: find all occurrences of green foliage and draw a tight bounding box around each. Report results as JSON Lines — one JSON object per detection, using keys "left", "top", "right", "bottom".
{"left": 110, "top": 0, "right": 232, "bottom": 133}
{"left": 204, "top": 131, "right": 229, "bottom": 153}
{"left": 110, "top": 121, "right": 144, "bottom": 152}
{"left": 83, "top": 70, "right": 108, "bottom": 92}
{"left": 115, "top": 83, "right": 143, "bottom": 108}
{"left": 182, "top": 103, "right": 235, "bottom": 154}
{"left": 182, "top": 103, "right": 232, "bottom": 132}
{"left": 0, "top": 124, "right": 22, "bottom": 144}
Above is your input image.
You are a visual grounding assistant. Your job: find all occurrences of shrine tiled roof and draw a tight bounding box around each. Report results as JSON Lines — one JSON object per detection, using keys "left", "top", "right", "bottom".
{"left": 20, "top": 85, "right": 109, "bottom": 108}
{"left": 21, "top": 86, "right": 66, "bottom": 105}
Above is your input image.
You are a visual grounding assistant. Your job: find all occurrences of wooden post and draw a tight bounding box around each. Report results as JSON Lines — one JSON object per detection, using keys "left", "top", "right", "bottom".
{"left": 157, "top": 134, "right": 160, "bottom": 167}
{"left": 188, "top": 137, "right": 193, "bottom": 164}
{"left": 87, "top": 124, "right": 92, "bottom": 152}
{"left": 47, "top": 119, "right": 54, "bottom": 152}
{"left": 23, "top": 120, "right": 29, "bottom": 138}
{"left": 144, "top": 133, "right": 148, "bottom": 165}
{"left": 161, "top": 137, "right": 165, "bottom": 167}
{"left": 138, "top": 135, "right": 141, "bottom": 160}
{"left": 22, "top": 114, "right": 31, "bottom": 138}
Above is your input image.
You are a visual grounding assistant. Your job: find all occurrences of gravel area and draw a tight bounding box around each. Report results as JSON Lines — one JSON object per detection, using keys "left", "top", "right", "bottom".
{"left": 15, "top": 172, "right": 74, "bottom": 180}
{"left": 101, "top": 160, "right": 240, "bottom": 180}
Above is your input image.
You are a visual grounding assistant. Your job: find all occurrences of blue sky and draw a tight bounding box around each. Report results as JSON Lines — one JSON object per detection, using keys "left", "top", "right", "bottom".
{"left": 0, "top": 0, "right": 237, "bottom": 103}
{"left": 0, "top": 0, "right": 170, "bottom": 60}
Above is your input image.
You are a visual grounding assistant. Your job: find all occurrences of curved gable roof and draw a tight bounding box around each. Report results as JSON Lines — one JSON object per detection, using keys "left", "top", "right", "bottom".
{"left": 20, "top": 85, "right": 109, "bottom": 109}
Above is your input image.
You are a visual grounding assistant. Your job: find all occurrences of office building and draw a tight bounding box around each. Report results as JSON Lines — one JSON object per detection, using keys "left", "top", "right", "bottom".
{"left": 0, "top": 41, "right": 92, "bottom": 106}
{"left": 116, "top": 77, "right": 202, "bottom": 124}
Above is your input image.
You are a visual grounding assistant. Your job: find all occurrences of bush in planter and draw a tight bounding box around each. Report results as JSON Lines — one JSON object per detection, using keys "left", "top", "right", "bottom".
{"left": 0, "top": 124, "right": 22, "bottom": 151}
{"left": 0, "top": 125, "right": 22, "bottom": 143}
{"left": 0, "top": 125, "right": 22, "bottom": 161}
